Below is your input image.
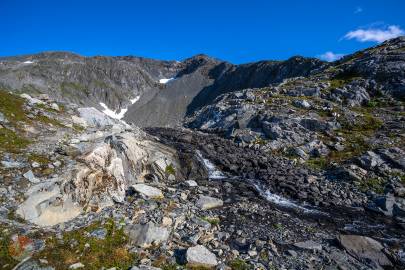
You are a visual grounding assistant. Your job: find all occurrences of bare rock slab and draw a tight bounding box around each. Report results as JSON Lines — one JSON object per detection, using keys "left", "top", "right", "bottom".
{"left": 186, "top": 245, "right": 218, "bottom": 267}
{"left": 337, "top": 234, "right": 392, "bottom": 268}
{"left": 132, "top": 184, "right": 163, "bottom": 199}
{"left": 293, "top": 240, "right": 322, "bottom": 251}
{"left": 196, "top": 195, "right": 223, "bottom": 210}
{"left": 125, "top": 222, "right": 169, "bottom": 248}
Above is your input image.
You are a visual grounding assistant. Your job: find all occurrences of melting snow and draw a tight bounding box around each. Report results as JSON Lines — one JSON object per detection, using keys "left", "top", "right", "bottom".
{"left": 23, "top": 61, "right": 34, "bottom": 64}
{"left": 159, "top": 78, "right": 174, "bottom": 84}
{"left": 130, "top": 95, "right": 140, "bottom": 104}
{"left": 196, "top": 150, "right": 226, "bottom": 179}
{"left": 99, "top": 102, "right": 127, "bottom": 120}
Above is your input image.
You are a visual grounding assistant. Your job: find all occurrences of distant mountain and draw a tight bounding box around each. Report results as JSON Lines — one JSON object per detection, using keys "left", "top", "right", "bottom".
{"left": 1, "top": 37, "right": 404, "bottom": 128}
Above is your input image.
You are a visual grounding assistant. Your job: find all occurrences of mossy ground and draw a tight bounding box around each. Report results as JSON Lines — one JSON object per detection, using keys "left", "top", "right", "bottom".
{"left": 306, "top": 109, "right": 383, "bottom": 170}
{"left": 201, "top": 216, "right": 220, "bottom": 226}
{"left": 0, "top": 128, "right": 31, "bottom": 153}
{"left": 165, "top": 164, "right": 176, "bottom": 175}
{"left": 229, "top": 258, "right": 251, "bottom": 270}
{"left": 33, "top": 219, "right": 138, "bottom": 270}
{"left": 0, "top": 225, "right": 19, "bottom": 269}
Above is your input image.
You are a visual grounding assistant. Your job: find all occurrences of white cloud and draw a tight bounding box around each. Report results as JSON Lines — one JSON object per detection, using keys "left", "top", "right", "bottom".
{"left": 318, "top": 51, "right": 345, "bottom": 62}
{"left": 344, "top": 25, "right": 404, "bottom": 43}
{"left": 354, "top": 7, "right": 363, "bottom": 14}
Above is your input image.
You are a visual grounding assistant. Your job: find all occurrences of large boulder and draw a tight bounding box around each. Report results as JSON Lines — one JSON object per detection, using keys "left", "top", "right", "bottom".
{"left": 186, "top": 245, "right": 218, "bottom": 267}
{"left": 125, "top": 222, "right": 169, "bottom": 248}
{"left": 196, "top": 195, "right": 223, "bottom": 210}
{"left": 132, "top": 184, "right": 164, "bottom": 199}
{"left": 337, "top": 234, "right": 392, "bottom": 268}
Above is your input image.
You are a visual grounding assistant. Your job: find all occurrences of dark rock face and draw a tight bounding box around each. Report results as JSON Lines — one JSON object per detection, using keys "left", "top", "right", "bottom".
{"left": 0, "top": 52, "right": 180, "bottom": 111}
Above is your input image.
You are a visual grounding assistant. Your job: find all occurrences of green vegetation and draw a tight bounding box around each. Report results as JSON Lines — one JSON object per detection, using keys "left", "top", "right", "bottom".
{"left": 229, "top": 259, "right": 251, "bottom": 270}
{"left": 306, "top": 157, "right": 328, "bottom": 170}
{"left": 34, "top": 114, "right": 65, "bottom": 127}
{"left": 201, "top": 216, "right": 220, "bottom": 226}
{"left": 0, "top": 226, "right": 19, "bottom": 269}
{"left": 0, "top": 89, "right": 28, "bottom": 123}
{"left": 306, "top": 111, "right": 383, "bottom": 170}
{"left": 165, "top": 164, "right": 176, "bottom": 175}
{"left": 357, "top": 177, "right": 386, "bottom": 194}
{"left": 160, "top": 263, "right": 179, "bottom": 270}
{"left": 0, "top": 128, "right": 30, "bottom": 153}
{"left": 273, "top": 223, "right": 284, "bottom": 230}
{"left": 187, "top": 266, "right": 213, "bottom": 270}
{"left": 28, "top": 153, "right": 50, "bottom": 165}
{"left": 34, "top": 219, "right": 138, "bottom": 270}
{"left": 253, "top": 137, "right": 267, "bottom": 145}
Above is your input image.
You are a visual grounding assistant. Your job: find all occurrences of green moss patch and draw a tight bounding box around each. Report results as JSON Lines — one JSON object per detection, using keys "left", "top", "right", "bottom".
{"left": 34, "top": 219, "right": 138, "bottom": 270}
{"left": 229, "top": 259, "right": 251, "bottom": 270}
{"left": 0, "top": 128, "right": 31, "bottom": 153}
{"left": 201, "top": 216, "right": 220, "bottom": 226}
{"left": 0, "top": 226, "right": 19, "bottom": 269}
{"left": 0, "top": 89, "right": 28, "bottom": 123}
{"left": 165, "top": 164, "right": 176, "bottom": 175}
{"left": 356, "top": 177, "right": 386, "bottom": 194}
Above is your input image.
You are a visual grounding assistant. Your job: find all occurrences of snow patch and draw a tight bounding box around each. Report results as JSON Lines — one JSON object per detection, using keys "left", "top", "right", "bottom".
{"left": 23, "top": 60, "right": 34, "bottom": 64}
{"left": 196, "top": 150, "right": 226, "bottom": 180}
{"left": 130, "top": 95, "right": 140, "bottom": 104}
{"left": 99, "top": 102, "right": 127, "bottom": 120}
{"left": 159, "top": 78, "right": 174, "bottom": 84}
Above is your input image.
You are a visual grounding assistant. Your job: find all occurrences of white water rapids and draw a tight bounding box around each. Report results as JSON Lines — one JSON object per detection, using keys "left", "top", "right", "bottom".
{"left": 195, "top": 150, "right": 327, "bottom": 215}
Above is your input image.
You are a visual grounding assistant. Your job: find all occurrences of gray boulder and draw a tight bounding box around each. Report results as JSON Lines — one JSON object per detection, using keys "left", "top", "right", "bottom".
{"left": 196, "top": 195, "right": 223, "bottom": 210}
{"left": 186, "top": 245, "right": 218, "bottom": 267}
{"left": 125, "top": 222, "right": 169, "bottom": 248}
{"left": 262, "top": 122, "right": 282, "bottom": 140}
{"left": 293, "top": 99, "right": 311, "bottom": 109}
{"left": 337, "top": 234, "right": 392, "bottom": 268}
{"left": 293, "top": 240, "right": 322, "bottom": 251}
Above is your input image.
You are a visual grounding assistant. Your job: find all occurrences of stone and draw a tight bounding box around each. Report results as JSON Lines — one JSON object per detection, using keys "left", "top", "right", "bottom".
{"left": 1, "top": 160, "right": 23, "bottom": 168}
{"left": 125, "top": 222, "right": 169, "bottom": 248}
{"left": 293, "top": 240, "right": 322, "bottom": 251}
{"left": 89, "top": 228, "right": 107, "bottom": 239}
{"left": 31, "top": 162, "right": 40, "bottom": 168}
{"left": 293, "top": 99, "right": 311, "bottom": 109}
{"left": 358, "top": 151, "right": 384, "bottom": 169}
{"left": 337, "top": 234, "right": 392, "bottom": 267}
{"left": 132, "top": 184, "right": 163, "bottom": 199}
{"left": 186, "top": 245, "right": 218, "bottom": 267}
{"left": 77, "top": 107, "right": 116, "bottom": 128}
{"left": 0, "top": 112, "right": 8, "bottom": 123}
{"left": 16, "top": 180, "right": 82, "bottom": 226}
{"left": 69, "top": 263, "right": 85, "bottom": 269}
{"left": 23, "top": 170, "right": 40, "bottom": 184}
{"left": 20, "top": 93, "right": 45, "bottom": 105}
{"left": 185, "top": 180, "right": 198, "bottom": 187}
{"left": 196, "top": 195, "right": 223, "bottom": 210}
{"left": 12, "top": 259, "right": 55, "bottom": 270}
{"left": 393, "top": 203, "right": 405, "bottom": 218}
{"left": 374, "top": 194, "right": 395, "bottom": 215}
{"left": 262, "top": 122, "right": 282, "bottom": 140}
{"left": 162, "top": 217, "right": 173, "bottom": 227}
{"left": 71, "top": 115, "right": 88, "bottom": 128}
{"left": 130, "top": 266, "right": 161, "bottom": 270}
{"left": 50, "top": 103, "right": 60, "bottom": 111}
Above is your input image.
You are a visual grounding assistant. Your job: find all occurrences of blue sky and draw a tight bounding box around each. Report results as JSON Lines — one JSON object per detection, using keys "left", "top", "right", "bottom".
{"left": 1, "top": 0, "right": 404, "bottom": 63}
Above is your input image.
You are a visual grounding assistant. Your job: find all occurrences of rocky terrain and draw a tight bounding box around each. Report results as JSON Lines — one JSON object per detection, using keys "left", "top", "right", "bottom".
{"left": 0, "top": 37, "right": 404, "bottom": 270}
